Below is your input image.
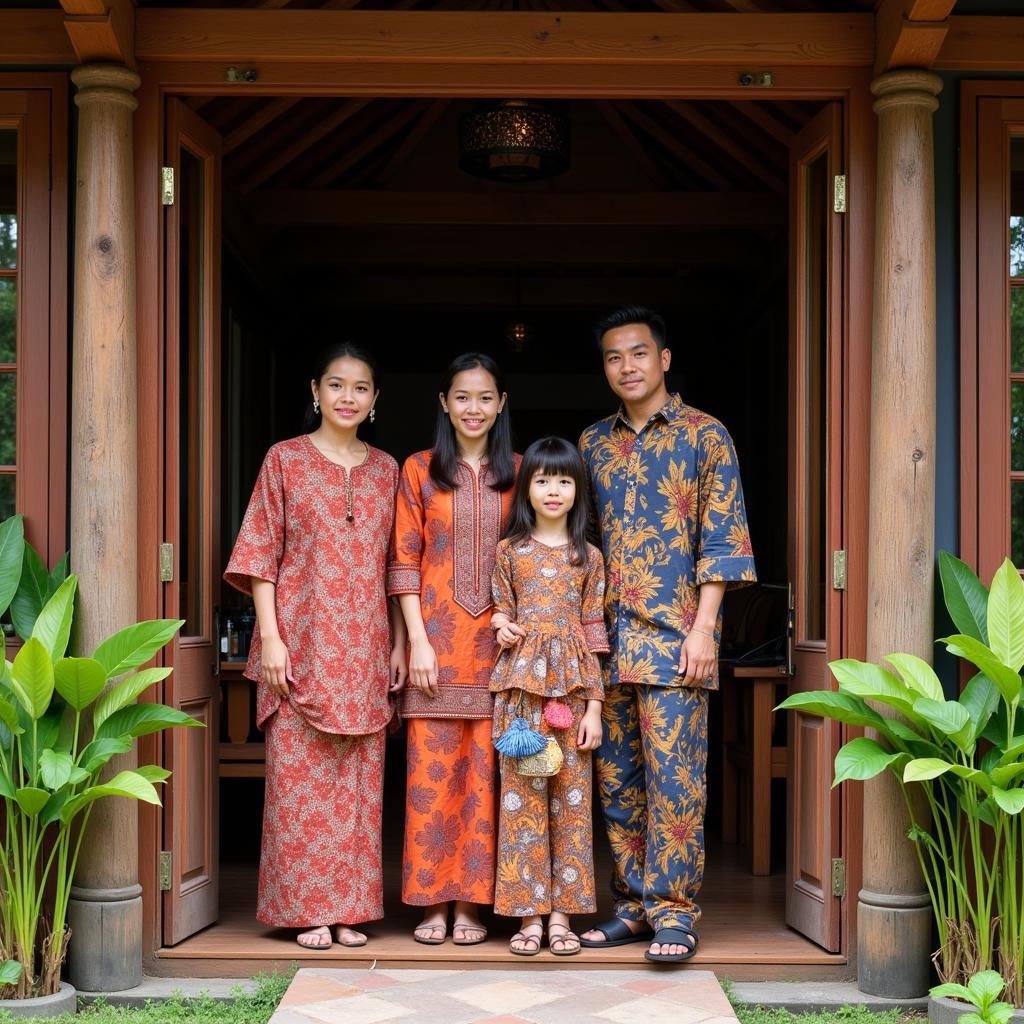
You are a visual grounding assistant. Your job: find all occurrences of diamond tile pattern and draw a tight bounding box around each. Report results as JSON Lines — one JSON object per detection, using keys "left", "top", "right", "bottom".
{"left": 271, "top": 968, "right": 738, "bottom": 1024}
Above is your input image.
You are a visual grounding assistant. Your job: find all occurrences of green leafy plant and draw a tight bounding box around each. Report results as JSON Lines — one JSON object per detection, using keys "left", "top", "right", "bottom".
{"left": 0, "top": 515, "right": 201, "bottom": 1000}
{"left": 932, "top": 971, "right": 1017, "bottom": 1024}
{"left": 778, "top": 552, "right": 1024, "bottom": 1007}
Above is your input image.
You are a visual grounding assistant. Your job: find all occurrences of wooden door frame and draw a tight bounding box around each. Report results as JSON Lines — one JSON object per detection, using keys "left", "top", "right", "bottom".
{"left": 134, "top": 55, "right": 874, "bottom": 971}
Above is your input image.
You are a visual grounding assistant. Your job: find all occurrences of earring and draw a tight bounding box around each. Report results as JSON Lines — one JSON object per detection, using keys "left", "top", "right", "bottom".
{"left": 313, "top": 397, "right": 320, "bottom": 414}
{"left": 370, "top": 407, "right": 376, "bottom": 424}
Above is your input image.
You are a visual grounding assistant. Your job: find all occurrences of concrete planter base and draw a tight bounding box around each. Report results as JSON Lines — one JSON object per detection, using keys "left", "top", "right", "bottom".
{"left": 929, "top": 996, "right": 1024, "bottom": 1024}
{"left": 0, "top": 982, "right": 77, "bottom": 1019}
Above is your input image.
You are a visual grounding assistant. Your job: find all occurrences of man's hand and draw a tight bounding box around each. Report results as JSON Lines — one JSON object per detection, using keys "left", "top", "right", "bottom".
{"left": 678, "top": 628, "right": 717, "bottom": 686}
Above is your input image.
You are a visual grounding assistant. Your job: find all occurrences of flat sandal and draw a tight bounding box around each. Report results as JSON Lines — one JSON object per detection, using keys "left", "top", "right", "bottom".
{"left": 509, "top": 923, "right": 543, "bottom": 957}
{"left": 547, "top": 923, "right": 581, "bottom": 957}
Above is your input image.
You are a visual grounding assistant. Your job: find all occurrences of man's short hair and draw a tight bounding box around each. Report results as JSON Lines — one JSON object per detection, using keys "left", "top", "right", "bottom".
{"left": 594, "top": 305, "right": 667, "bottom": 352}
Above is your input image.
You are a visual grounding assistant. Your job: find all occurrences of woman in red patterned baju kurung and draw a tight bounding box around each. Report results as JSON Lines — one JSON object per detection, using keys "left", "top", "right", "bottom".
{"left": 225, "top": 343, "right": 406, "bottom": 951}
{"left": 388, "top": 353, "right": 518, "bottom": 946}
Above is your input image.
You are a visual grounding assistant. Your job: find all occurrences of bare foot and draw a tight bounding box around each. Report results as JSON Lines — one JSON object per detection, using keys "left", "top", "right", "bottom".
{"left": 413, "top": 903, "right": 448, "bottom": 944}
{"left": 648, "top": 935, "right": 695, "bottom": 957}
{"left": 296, "top": 926, "right": 332, "bottom": 949}
{"left": 334, "top": 926, "right": 367, "bottom": 947}
{"left": 453, "top": 901, "right": 487, "bottom": 945}
{"left": 548, "top": 913, "right": 580, "bottom": 955}
{"left": 510, "top": 917, "right": 543, "bottom": 955}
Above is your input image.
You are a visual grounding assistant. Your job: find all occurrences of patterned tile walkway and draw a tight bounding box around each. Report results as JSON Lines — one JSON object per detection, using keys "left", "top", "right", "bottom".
{"left": 270, "top": 968, "right": 737, "bottom": 1024}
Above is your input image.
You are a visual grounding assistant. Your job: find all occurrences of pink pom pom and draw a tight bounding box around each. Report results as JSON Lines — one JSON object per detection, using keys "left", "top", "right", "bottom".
{"left": 543, "top": 700, "right": 574, "bottom": 730}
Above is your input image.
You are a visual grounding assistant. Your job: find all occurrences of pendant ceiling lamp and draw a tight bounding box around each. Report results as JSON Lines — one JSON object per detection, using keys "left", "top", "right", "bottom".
{"left": 459, "top": 100, "right": 570, "bottom": 182}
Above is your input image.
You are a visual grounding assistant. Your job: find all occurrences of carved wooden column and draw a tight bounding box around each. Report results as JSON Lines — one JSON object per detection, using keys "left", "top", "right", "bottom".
{"left": 860, "top": 69, "right": 942, "bottom": 998}
{"left": 67, "top": 63, "right": 142, "bottom": 993}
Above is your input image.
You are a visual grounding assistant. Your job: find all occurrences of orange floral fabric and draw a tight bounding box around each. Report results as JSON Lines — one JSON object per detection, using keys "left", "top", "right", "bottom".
{"left": 402, "top": 718, "right": 497, "bottom": 906}
{"left": 489, "top": 538, "right": 608, "bottom": 700}
{"left": 493, "top": 693, "right": 597, "bottom": 917}
{"left": 387, "top": 451, "right": 517, "bottom": 719}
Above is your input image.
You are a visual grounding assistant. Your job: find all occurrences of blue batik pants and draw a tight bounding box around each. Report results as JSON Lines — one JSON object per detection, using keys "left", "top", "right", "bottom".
{"left": 596, "top": 683, "right": 708, "bottom": 931}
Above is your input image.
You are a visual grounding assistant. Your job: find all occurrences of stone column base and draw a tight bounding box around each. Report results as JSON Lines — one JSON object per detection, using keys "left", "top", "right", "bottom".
{"left": 68, "top": 883, "right": 143, "bottom": 992}
{"left": 857, "top": 888, "right": 933, "bottom": 998}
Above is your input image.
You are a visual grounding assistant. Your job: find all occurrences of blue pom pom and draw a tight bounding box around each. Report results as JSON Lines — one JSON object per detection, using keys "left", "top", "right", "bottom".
{"left": 494, "top": 717, "right": 547, "bottom": 757}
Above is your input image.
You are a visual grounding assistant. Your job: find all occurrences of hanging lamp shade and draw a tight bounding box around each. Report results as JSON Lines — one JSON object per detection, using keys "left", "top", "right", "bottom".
{"left": 459, "top": 100, "right": 570, "bottom": 182}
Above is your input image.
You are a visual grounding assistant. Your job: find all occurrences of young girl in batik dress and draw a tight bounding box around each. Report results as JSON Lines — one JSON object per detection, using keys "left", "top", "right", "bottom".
{"left": 489, "top": 436, "right": 608, "bottom": 957}
{"left": 225, "top": 342, "right": 407, "bottom": 951}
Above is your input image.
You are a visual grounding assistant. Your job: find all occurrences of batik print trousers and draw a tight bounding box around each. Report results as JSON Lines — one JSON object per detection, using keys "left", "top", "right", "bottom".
{"left": 493, "top": 693, "right": 597, "bottom": 917}
{"left": 402, "top": 718, "right": 497, "bottom": 906}
{"left": 259, "top": 698, "right": 385, "bottom": 928}
{"left": 596, "top": 683, "right": 708, "bottom": 930}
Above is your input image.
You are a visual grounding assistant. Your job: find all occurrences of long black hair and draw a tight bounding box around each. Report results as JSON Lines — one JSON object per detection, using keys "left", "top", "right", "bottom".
{"left": 428, "top": 352, "right": 515, "bottom": 492}
{"left": 503, "top": 436, "right": 590, "bottom": 566}
{"left": 304, "top": 341, "right": 381, "bottom": 431}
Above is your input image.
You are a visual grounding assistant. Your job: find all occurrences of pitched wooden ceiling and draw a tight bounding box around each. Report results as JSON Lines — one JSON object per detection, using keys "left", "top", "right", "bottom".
{"left": 144, "top": 0, "right": 871, "bottom": 10}
{"left": 194, "top": 95, "right": 818, "bottom": 194}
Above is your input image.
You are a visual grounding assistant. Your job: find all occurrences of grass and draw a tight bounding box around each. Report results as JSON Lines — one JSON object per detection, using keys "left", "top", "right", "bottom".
{"left": 0, "top": 970, "right": 293, "bottom": 1024}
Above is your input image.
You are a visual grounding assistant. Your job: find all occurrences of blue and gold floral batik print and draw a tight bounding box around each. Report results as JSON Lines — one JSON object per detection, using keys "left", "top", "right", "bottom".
{"left": 597, "top": 684, "right": 708, "bottom": 930}
{"left": 579, "top": 394, "right": 756, "bottom": 690}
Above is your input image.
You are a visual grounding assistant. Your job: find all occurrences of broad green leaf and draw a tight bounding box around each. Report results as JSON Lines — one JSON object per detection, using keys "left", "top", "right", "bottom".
{"left": 992, "top": 786, "right": 1024, "bottom": 814}
{"left": 15, "top": 785, "right": 50, "bottom": 816}
{"left": 135, "top": 764, "right": 171, "bottom": 784}
{"left": 776, "top": 690, "right": 888, "bottom": 730}
{"left": 31, "top": 574, "right": 78, "bottom": 662}
{"left": 940, "top": 634, "right": 1023, "bottom": 705}
{"left": 92, "top": 619, "right": 183, "bottom": 678}
{"left": 0, "top": 514, "right": 25, "bottom": 615}
{"left": 998, "top": 735, "right": 1024, "bottom": 765}
{"left": 77, "top": 735, "right": 133, "bottom": 774}
{"left": 0, "top": 768, "right": 13, "bottom": 798}
{"left": 939, "top": 551, "right": 989, "bottom": 643}
{"left": 911, "top": 697, "right": 970, "bottom": 738}
{"left": 0, "top": 696, "right": 24, "bottom": 736}
{"left": 833, "top": 737, "right": 904, "bottom": 786}
{"left": 47, "top": 552, "right": 69, "bottom": 593}
{"left": 0, "top": 959, "right": 22, "bottom": 986}
{"left": 54, "top": 657, "right": 108, "bottom": 712}
{"left": 930, "top": 983, "right": 974, "bottom": 1003}
{"left": 829, "top": 659, "right": 920, "bottom": 719}
{"left": 987, "top": 559, "right": 1024, "bottom": 671}
{"left": 38, "top": 748, "right": 73, "bottom": 790}
{"left": 92, "top": 667, "right": 173, "bottom": 731}
{"left": 992, "top": 762, "right": 1024, "bottom": 787}
{"left": 10, "top": 637, "right": 55, "bottom": 719}
{"left": 68, "top": 766, "right": 89, "bottom": 785}
{"left": 886, "top": 653, "right": 944, "bottom": 702}
{"left": 960, "top": 673, "right": 1001, "bottom": 745}
{"left": 40, "top": 787, "right": 72, "bottom": 827}
{"left": 61, "top": 769, "right": 163, "bottom": 823}
{"left": 10, "top": 542, "right": 49, "bottom": 640}
{"left": 95, "top": 702, "right": 202, "bottom": 741}
{"left": 903, "top": 757, "right": 954, "bottom": 782}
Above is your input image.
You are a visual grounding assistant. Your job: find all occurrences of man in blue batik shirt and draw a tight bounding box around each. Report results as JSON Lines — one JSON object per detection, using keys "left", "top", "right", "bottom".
{"left": 578, "top": 306, "right": 756, "bottom": 963}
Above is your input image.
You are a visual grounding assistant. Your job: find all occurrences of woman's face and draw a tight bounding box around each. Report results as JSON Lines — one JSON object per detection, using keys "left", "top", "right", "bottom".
{"left": 312, "top": 356, "right": 377, "bottom": 431}
{"left": 440, "top": 367, "right": 506, "bottom": 449}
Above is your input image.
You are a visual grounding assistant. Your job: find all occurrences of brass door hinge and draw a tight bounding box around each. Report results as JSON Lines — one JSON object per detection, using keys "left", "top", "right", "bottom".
{"left": 159, "top": 851, "right": 172, "bottom": 891}
{"left": 832, "top": 550, "right": 847, "bottom": 591}
{"left": 161, "top": 167, "right": 175, "bottom": 206}
{"left": 833, "top": 174, "right": 847, "bottom": 214}
{"left": 831, "top": 857, "right": 846, "bottom": 897}
{"left": 159, "top": 543, "right": 174, "bottom": 583}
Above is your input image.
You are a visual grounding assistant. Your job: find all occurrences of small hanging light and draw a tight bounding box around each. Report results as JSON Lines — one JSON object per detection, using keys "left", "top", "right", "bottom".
{"left": 459, "top": 100, "right": 570, "bottom": 182}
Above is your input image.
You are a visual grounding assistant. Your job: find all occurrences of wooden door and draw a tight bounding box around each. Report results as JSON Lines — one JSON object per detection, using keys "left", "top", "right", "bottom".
{"left": 785, "top": 103, "right": 844, "bottom": 952}
{"left": 162, "top": 98, "right": 222, "bottom": 945}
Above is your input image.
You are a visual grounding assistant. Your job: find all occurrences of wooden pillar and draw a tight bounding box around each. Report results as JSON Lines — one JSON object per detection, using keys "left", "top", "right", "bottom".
{"left": 859, "top": 69, "right": 941, "bottom": 998}
{"left": 67, "top": 62, "right": 142, "bottom": 994}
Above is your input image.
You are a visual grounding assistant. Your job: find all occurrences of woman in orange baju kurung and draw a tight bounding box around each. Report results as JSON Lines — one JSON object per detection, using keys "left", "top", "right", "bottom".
{"left": 225, "top": 343, "right": 407, "bottom": 951}
{"left": 388, "top": 352, "right": 518, "bottom": 945}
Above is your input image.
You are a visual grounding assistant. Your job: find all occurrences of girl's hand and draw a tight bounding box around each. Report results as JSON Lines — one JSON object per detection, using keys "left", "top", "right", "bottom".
{"left": 495, "top": 621, "right": 526, "bottom": 649}
{"left": 389, "top": 644, "right": 408, "bottom": 693}
{"left": 261, "top": 634, "right": 293, "bottom": 699}
{"left": 577, "top": 704, "right": 603, "bottom": 751}
{"left": 408, "top": 637, "right": 439, "bottom": 697}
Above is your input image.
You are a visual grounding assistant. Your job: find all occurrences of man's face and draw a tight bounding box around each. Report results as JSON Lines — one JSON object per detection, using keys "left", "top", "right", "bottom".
{"left": 600, "top": 323, "right": 671, "bottom": 407}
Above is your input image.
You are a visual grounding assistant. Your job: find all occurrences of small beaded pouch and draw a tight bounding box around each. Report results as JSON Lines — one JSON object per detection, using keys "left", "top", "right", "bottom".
{"left": 515, "top": 736, "right": 564, "bottom": 777}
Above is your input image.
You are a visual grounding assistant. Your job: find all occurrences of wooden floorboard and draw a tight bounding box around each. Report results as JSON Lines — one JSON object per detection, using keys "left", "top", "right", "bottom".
{"left": 155, "top": 843, "right": 847, "bottom": 977}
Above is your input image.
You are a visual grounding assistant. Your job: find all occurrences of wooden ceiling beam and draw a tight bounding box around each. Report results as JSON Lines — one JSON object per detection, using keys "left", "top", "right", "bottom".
{"left": 373, "top": 100, "right": 450, "bottom": 185}
{"left": 60, "top": 0, "right": 135, "bottom": 66}
{"left": 873, "top": 0, "right": 955, "bottom": 75}
{"left": 935, "top": 16, "right": 1024, "bottom": 72}
{"left": 594, "top": 100, "right": 672, "bottom": 190}
{"left": 727, "top": 101, "right": 795, "bottom": 146}
{"left": 134, "top": 10, "right": 874, "bottom": 67}
{"left": 248, "top": 190, "right": 786, "bottom": 228}
{"left": 223, "top": 98, "right": 301, "bottom": 153}
{"left": 661, "top": 99, "right": 786, "bottom": 193}
{"left": 0, "top": 12, "right": 77, "bottom": 64}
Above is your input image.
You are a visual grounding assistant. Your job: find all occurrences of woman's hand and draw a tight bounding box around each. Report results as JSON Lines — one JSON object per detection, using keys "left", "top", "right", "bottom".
{"left": 577, "top": 702, "right": 603, "bottom": 751}
{"left": 678, "top": 628, "right": 718, "bottom": 686}
{"left": 261, "top": 634, "right": 293, "bottom": 698}
{"left": 495, "top": 621, "right": 526, "bottom": 649}
{"left": 408, "top": 636, "right": 439, "bottom": 697}
{"left": 389, "top": 644, "right": 408, "bottom": 693}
